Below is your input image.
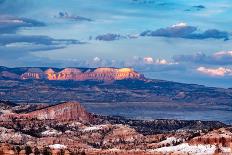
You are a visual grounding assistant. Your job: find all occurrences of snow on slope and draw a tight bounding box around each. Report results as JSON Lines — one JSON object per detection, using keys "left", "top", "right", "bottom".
{"left": 154, "top": 143, "right": 216, "bottom": 155}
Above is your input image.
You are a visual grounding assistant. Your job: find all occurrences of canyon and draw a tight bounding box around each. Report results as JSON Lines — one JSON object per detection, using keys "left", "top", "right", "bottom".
{"left": 0, "top": 101, "right": 231, "bottom": 155}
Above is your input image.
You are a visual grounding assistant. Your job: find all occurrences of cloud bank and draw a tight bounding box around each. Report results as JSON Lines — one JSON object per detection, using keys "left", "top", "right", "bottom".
{"left": 197, "top": 67, "right": 232, "bottom": 76}
{"left": 174, "top": 51, "right": 232, "bottom": 65}
{"left": 140, "top": 23, "right": 229, "bottom": 40}
{"left": 0, "top": 15, "right": 45, "bottom": 34}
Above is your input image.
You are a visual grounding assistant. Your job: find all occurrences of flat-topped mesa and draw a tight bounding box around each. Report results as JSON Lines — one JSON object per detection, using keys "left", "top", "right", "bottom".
{"left": 32, "top": 67, "right": 144, "bottom": 81}
{"left": 0, "top": 67, "right": 145, "bottom": 81}
{"left": 86, "top": 67, "right": 143, "bottom": 81}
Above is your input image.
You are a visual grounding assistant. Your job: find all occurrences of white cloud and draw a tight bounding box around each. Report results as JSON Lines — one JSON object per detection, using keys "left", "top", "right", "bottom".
{"left": 197, "top": 67, "right": 232, "bottom": 76}
{"left": 93, "top": 57, "right": 101, "bottom": 62}
{"left": 171, "top": 22, "right": 188, "bottom": 28}
{"left": 144, "top": 57, "right": 154, "bottom": 64}
{"left": 156, "top": 58, "right": 178, "bottom": 65}
{"left": 213, "top": 51, "right": 232, "bottom": 57}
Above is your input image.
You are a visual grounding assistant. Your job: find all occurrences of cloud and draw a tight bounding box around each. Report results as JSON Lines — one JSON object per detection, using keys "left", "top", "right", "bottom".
{"left": 173, "top": 51, "right": 232, "bottom": 65}
{"left": 58, "top": 56, "right": 181, "bottom": 72}
{"left": 197, "top": 67, "right": 232, "bottom": 76}
{"left": 140, "top": 23, "right": 229, "bottom": 40}
{"left": 0, "top": 34, "right": 81, "bottom": 46}
{"left": 142, "top": 56, "right": 177, "bottom": 65}
{"left": 185, "top": 5, "right": 206, "bottom": 12}
{"left": 0, "top": 15, "right": 45, "bottom": 34}
{"left": 141, "top": 22, "right": 197, "bottom": 38}
{"left": 187, "top": 29, "right": 229, "bottom": 40}
{"left": 0, "top": 33, "right": 82, "bottom": 66}
{"left": 143, "top": 57, "right": 154, "bottom": 64}
{"left": 95, "top": 33, "right": 126, "bottom": 41}
{"left": 55, "top": 12, "right": 92, "bottom": 22}
{"left": 0, "top": 14, "right": 85, "bottom": 66}
{"left": 93, "top": 23, "right": 229, "bottom": 42}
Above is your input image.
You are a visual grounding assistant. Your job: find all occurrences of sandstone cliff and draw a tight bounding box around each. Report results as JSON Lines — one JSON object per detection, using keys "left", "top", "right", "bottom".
{"left": 1, "top": 102, "right": 91, "bottom": 123}
{"left": 27, "top": 102, "right": 91, "bottom": 122}
{"left": 0, "top": 66, "right": 144, "bottom": 81}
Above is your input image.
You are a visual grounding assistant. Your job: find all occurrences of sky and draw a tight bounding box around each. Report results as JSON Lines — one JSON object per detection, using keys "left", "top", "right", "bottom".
{"left": 1, "top": 0, "right": 232, "bottom": 87}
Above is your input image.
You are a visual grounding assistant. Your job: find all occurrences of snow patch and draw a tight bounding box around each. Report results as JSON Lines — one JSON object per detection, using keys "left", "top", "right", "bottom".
{"left": 221, "top": 147, "right": 231, "bottom": 153}
{"left": 49, "top": 144, "right": 67, "bottom": 149}
{"left": 82, "top": 125, "right": 108, "bottom": 132}
{"left": 41, "top": 128, "right": 61, "bottom": 136}
{"left": 159, "top": 137, "right": 180, "bottom": 145}
{"left": 154, "top": 143, "right": 216, "bottom": 155}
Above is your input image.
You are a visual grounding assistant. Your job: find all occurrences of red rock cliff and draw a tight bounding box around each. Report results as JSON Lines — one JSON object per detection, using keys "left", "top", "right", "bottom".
{"left": 15, "top": 67, "right": 144, "bottom": 81}
{"left": 25, "top": 102, "right": 90, "bottom": 122}
{"left": 0, "top": 102, "right": 93, "bottom": 123}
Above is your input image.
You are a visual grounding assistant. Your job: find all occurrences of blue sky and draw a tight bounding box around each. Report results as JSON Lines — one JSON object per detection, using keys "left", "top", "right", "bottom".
{"left": 1, "top": 0, "right": 232, "bottom": 87}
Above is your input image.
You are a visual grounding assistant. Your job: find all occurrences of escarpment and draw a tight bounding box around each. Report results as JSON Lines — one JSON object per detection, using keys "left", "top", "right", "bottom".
{"left": 1, "top": 102, "right": 91, "bottom": 123}
{"left": 0, "top": 66, "right": 144, "bottom": 81}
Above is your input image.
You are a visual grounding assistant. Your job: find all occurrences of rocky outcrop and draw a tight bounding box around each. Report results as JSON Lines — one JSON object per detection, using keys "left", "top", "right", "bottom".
{"left": 189, "top": 128, "right": 232, "bottom": 147}
{"left": 27, "top": 102, "right": 91, "bottom": 122}
{"left": 0, "top": 66, "right": 144, "bottom": 81}
{"left": 1, "top": 102, "right": 91, "bottom": 123}
{"left": 20, "top": 68, "right": 45, "bottom": 80}
{"left": 0, "top": 101, "right": 18, "bottom": 115}
{"left": 44, "top": 67, "right": 143, "bottom": 81}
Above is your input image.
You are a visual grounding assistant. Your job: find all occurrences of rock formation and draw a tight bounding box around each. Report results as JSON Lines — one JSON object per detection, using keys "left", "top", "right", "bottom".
{"left": 1, "top": 102, "right": 91, "bottom": 123}
{"left": 27, "top": 102, "right": 91, "bottom": 122}
{"left": 0, "top": 66, "right": 144, "bottom": 81}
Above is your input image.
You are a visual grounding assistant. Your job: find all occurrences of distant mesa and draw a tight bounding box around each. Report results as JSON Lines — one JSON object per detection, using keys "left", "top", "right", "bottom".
{"left": 0, "top": 67, "right": 145, "bottom": 81}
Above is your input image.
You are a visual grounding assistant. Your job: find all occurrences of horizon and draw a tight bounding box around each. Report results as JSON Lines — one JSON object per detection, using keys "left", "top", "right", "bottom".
{"left": 0, "top": 65, "right": 230, "bottom": 89}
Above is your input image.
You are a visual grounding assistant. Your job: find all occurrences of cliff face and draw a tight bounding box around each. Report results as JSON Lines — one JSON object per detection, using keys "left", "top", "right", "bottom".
{"left": 27, "top": 102, "right": 91, "bottom": 122}
{"left": 0, "top": 67, "right": 144, "bottom": 81}
{"left": 1, "top": 102, "right": 91, "bottom": 123}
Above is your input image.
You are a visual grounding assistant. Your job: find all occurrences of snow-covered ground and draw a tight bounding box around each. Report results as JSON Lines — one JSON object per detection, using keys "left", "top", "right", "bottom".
{"left": 0, "top": 109, "right": 14, "bottom": 115}
{"left": 221, "top": 147, "right": 231, "bottom": 153}
{"left": 153, "top": 143, "right": 216, "bottom": 155}
{"left": 159, "top": 137, "right": 181, "bottom": 145}
{"left": 82, "top": 124, "right": 108, "bottom": 132}
{"left": 49, "top": 144, "right": 67, "bottom": 149}
{"left": 41, "top": 128, "right": 62, "bottom": 136}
